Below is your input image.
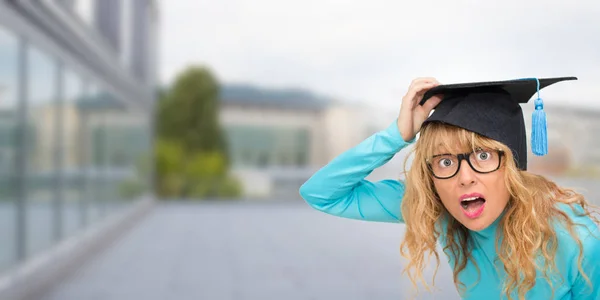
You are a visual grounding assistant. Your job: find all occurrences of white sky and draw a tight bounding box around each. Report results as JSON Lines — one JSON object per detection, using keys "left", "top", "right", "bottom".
{"left": 158, "top": 0, "right": 600, "bottom": 110}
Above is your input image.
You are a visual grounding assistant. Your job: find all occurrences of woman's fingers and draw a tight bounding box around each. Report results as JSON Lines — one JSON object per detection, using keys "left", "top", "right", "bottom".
{"left": 401, "top": 78, "right": 439, "bottom": 114}
{"left": 410, "top": 81, "right": 439, "bottom": 107}
{"left": 410, "top": 77, "right": 439, "bottom": 87}
{"left": 415, "top": 94, "right": 443, "bottom": 124}
{"left": 398, "top": 77, "right": 441, "bottom": 141}
{"left": 421, "top": 94, "right": 443, "bottom": 113}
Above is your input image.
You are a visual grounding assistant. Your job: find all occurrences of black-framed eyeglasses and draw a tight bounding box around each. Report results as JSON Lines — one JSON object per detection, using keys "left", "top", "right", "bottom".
{"left": 426, "top": 148, "right": 505, "bottom": 179}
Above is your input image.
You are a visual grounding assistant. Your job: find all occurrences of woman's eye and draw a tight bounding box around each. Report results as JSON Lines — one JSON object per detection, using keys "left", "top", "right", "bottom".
{"left": 438, "top": 158, "right": 453, "bottom": 167}
{"left": 477, "top": 152, "right": 491, "bottom": 160}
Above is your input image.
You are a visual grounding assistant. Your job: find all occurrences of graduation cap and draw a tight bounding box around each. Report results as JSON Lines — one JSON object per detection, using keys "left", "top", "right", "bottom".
{"left": 419, "top": 77, "right": 577, "bottom": 170}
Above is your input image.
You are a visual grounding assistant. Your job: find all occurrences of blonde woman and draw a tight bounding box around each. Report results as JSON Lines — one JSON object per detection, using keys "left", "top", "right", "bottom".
{"left": 299, "top": 77, "right": 600, "bottom": 300}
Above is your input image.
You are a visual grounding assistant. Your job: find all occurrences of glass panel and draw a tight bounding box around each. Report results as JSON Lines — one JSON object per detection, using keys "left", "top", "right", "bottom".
{"left": 81, "top": 85, "right": 105, "bottom": 223}
{"left": 25, "top": 46, "right": 58, "bottom": 258}
{"left": 102, "top": 94, "right": 150, "bottom": 211}
{"left": 83, "top": 90, "right": 141, "bottom": 217}
{"left": 62, "top": 69, "right": 84, "bottom": 236}
{"left": 296, "top": 129, "right": 309, "bottom": 166}
{"left": 224, "top": 126, "right": 311, "bottom": 168}
{"left": 92, "top": 102, "right": 109, "bottom": 217}
{"left": 0, "top": 26, "right": 19, "bottom": 271}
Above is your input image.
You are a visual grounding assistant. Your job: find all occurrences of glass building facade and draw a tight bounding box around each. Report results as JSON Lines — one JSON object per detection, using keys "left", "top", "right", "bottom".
{"left": 0, "top": 0, "right": 157, "bottom": 274}
{"left": 224, "top": 125, "right": 311, "bottom": 168}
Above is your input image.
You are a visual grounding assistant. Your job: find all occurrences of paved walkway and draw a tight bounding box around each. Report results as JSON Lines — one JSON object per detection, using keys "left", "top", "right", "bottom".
{"left": 37, "top": 177, "right": 599, "bottom": 300}
{"left": 38, "top": 201, "right": 459, "bottom": 300}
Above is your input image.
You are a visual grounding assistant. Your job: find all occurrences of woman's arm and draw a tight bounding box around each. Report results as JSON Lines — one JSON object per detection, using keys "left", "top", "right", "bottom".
{"left": 299, "top": 77, "right": 442, "bottom": 223}
{"left": 299, "top": 119, "right": 414, "bottom": 223}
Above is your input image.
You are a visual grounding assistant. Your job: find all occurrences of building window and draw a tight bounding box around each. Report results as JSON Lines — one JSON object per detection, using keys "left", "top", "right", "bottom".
{"left": 25, "top": 45, "right": 59, "bottom": 259}
{"left": 61, "top": 68, "right": 84, "bottom": 237}
{"left": 0, "top": 25, "right": 20, "bottom": 272}
{"left": 224, "top": 125, "right": 311, "bottom": 168}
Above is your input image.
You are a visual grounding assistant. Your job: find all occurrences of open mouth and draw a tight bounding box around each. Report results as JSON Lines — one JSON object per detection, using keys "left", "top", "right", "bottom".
{"left": 460, "top": 196, "right": 486, "bottom": 210}
{"left": 459, "top": 196, "right": 487, "bottom": 219}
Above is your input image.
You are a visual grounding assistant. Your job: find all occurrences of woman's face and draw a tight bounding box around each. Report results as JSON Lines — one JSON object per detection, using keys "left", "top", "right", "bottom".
{"left": 429, "top": 147, "right": 510, "bottom": 232}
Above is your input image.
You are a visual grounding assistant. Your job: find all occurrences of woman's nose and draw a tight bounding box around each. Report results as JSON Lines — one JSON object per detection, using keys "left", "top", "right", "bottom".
{"left": 457, "top": 160, "right": 476, "bottom": 186}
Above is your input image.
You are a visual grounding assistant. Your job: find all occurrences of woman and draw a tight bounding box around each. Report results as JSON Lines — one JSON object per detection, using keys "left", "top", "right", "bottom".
{"left": 299, "top": 77, "right": 600, "bottom": 300}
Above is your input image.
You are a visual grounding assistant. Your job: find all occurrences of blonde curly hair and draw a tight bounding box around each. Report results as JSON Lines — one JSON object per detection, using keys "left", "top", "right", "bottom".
{"left": 398, "top": 121, "right": 599, "bottom": 300}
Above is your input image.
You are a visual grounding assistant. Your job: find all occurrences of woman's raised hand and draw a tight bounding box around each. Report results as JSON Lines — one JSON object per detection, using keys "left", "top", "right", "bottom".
{"left": 397, "top": 77, "right": 443, "bottom": 142}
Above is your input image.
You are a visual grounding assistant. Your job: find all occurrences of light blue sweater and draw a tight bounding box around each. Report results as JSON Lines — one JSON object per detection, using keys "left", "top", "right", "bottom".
{"left": 299, "top": 119, "right": 600, "bottom": 299}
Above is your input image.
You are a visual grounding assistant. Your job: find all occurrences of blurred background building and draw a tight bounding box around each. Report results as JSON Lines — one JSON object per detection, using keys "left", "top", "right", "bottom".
{"left": 0, "top": 0, "right": 158, "bottom": 298}
{"left": 219, "top": 84, "right": 380, "bottom": 199}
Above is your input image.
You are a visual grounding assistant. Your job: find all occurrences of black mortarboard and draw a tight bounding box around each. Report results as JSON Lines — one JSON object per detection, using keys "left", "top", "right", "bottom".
{"left": 419, "top": 77, "right": 577, "bottom": 170}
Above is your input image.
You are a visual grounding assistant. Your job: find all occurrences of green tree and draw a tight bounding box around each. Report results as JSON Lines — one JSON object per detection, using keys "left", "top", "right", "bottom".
{"left": 157, "top": 66, "right": 229, "bottom": 165}
{"left": 154, "top": 66, "right": 241, "bottom": 199}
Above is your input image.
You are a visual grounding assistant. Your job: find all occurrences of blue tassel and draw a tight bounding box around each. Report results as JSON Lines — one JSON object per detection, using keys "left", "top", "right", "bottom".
{"left": 531, "top": 79, "right": 547, "bottom": 156}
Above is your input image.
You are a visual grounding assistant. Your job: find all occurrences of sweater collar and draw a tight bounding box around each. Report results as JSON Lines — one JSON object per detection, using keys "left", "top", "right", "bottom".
{"left": 471, "top": 209, "right": 506, "bottom": 240}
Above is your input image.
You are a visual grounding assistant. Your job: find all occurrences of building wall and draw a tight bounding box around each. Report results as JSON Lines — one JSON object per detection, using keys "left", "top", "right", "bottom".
{"left": 319, "top": 105, "right": 367, "bottom": 163}
{"left": 131, "top": 0, "right": 157, "bottom": 84}
{"left": 94, "top": 0, "right": 122, "bottom": 52}
{"left": 0, "top": 0, "right": 156, "bottom": 276}
{"left": 324, "top": 105, "right": 414, "bottom": 183}
{"left": 219, "top": 105, "right": 318, "bottom": 198}
{"left": 220, "top": 105, "right": 325, "bottom": 167}
{"left": 219, "top": 102, "right": 390, "bottom": 198}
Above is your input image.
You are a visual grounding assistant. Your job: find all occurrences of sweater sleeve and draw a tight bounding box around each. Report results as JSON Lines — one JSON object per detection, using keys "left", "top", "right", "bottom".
{"left": 298, "top": 119, "right": 414, "bottom": 223}
{"left": 570, "top": 226, "right": 600, "bottom": 299}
